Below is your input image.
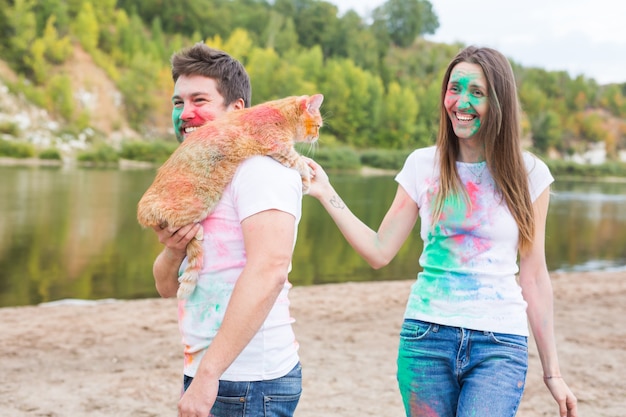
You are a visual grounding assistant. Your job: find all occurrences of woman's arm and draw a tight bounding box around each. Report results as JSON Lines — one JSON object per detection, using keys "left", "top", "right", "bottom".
{"left": 307, "top": 158, "right": 419, "bottom": 269}
{"left": 519, "top": 187, "right": 577, "bottom": 417}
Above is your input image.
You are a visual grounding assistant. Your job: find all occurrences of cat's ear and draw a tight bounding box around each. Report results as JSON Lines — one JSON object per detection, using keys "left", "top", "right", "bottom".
{"left": 306, "top": 94, "right": 324, "bottom": 112}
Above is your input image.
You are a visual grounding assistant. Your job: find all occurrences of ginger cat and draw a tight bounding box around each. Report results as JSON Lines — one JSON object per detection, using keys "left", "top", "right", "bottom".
{"left": 137, "top": 93, "right": 324, "bottom": 299}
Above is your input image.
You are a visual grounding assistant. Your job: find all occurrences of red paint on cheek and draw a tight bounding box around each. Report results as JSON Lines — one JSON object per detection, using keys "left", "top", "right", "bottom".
{"left": 443, "top": 93, "right": 455, "bottom": 110}
{"left": 203, "top": 114, "right": 216, "bottom": 123}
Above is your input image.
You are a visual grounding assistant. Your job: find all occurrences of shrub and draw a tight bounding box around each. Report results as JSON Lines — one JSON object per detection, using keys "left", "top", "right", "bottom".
{"left": 0, "top": 139, "right": 35, "bottom": 158}
{"left": 38, "top": 148, "right": 62, "bottom": 160}
{"left": 302, "top": 146, "right": 361, "bottom": 170}
{"left": 119, "top": 140, "right": 177, "bottom": 163}
{"left": 546, "top": 159, "right": 626, "bottom": 178}
{"left": 76, "top": 144, "right": 119, "bottom": 164}
{"left": 0, "top": 121, "right": 20, "bottom": 136}
{"left": 359, "top": 149, "right": 412, "bottom": 170}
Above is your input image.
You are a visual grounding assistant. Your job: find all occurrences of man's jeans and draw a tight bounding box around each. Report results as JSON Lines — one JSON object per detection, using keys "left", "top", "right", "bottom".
{"left": 397, "top": 319, "right": 528, "bottom": 417}
{"left": 183, "top": 362, "right": 302, "bottom": 417}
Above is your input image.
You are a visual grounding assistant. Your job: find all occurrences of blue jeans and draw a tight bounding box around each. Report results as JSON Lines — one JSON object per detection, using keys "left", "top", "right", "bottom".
{"left": 182, "top": 362, "right": 302, "bottom": 417}
{"left": 397, "top": 319, "right": 528, "bottom": 417}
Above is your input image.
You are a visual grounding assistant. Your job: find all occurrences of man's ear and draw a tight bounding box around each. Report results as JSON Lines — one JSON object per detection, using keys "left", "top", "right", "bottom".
{"left": 229, "top": 98, "right": 245, "bottom": 111}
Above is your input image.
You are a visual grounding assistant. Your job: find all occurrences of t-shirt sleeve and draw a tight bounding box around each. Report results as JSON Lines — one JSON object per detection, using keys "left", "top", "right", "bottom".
{"left": 524, "top": 152, "right": 554, "bottom": 202}
{"left": 395, "top": 150, "right": 420, "bottom": 203}
{"left": 231, "top": 156, "right": 303, "bottom": 222}
{"left": 395, "top": 147, "right": 438, "bottom": 205}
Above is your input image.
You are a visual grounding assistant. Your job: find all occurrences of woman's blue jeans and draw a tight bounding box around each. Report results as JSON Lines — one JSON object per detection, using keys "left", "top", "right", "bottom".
{"left": 397, "top": 319, "right": 528, "bottom": 417}
{"left": 183, "top": 362, "right": 302, "bottom": 417}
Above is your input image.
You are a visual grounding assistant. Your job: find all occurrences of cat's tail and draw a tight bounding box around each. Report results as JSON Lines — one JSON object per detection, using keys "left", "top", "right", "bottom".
{"left": 176, "top": 227, "right": 204, "bottom": 299}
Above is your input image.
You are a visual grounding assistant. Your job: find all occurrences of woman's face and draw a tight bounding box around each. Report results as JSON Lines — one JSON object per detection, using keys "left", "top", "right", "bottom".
{"left": 444, "top": 62, "right": 489, "bottom": 140}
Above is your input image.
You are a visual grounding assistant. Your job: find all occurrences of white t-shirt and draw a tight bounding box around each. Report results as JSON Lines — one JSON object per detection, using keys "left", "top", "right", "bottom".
{"left": 395, "top": 146, "right": 553, "bottom": 336}
{"left": 178, "top": 156, "right": 302, "bottom": 380}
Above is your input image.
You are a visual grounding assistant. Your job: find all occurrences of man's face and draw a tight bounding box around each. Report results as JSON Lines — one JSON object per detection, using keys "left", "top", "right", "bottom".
{"left": 171, "top": 75, "right": 229, "bottom": 142}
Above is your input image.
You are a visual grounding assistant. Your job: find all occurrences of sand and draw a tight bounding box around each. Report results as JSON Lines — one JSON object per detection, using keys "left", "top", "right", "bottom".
{"left": 1, "top": 270, "right": 624, "bottom": 417}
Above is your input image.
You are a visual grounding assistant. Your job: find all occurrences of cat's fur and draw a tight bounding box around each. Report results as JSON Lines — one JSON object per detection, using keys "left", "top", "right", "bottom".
{"left": 137, "top": 94, "right": 324, "bottom": 299}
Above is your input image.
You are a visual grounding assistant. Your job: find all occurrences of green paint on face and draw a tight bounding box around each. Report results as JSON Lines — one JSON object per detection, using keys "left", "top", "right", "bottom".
{"left": 172, "top": 107, "right": 184, "bottom": 142}
{"left": 450, "top": 71, "right": 484, "bottom": 108}
{"left": 447, "top": 67, "right": 487, "bottom": 137}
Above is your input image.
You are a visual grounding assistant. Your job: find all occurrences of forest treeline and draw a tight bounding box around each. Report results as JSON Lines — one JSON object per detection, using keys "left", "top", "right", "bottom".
{"left": 1, "top": 0, "right": 626, "bottom": 160}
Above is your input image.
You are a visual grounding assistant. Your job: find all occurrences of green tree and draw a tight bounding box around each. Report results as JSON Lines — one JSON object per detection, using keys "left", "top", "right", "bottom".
{"left": 92, "top": 0, "right": 117, "bottom": 27}
{"left": 262, "top": 11, "right": 299, "bottom": 54}
{"left": 116, "top": 12, "right": 148, "bottom": 66}
{"left": 336, "top": 11, "right": 381, "bottom": 70}
{"left": 118, "top": 53, "right": 160, "bottom": 129}
{"left": 246, "top": 47, "right": 282, "bottom": 103}
{"left": 33, "top": 0, "right": 70, "bottom": 35}
{"left": 41, "top": 15, "right": 73, "bottom": 64}
{"left": 372, "top": 0, "right": 438, "bottom": 47}
{"left": 318, "top": 59, "right": 384, "bottom": 147}
{"left": 222, "top": 29, "right": 254, "bottom": 63}
{"left": 379, "top": 81, "right": 420, "bottom": 148}
{"left": 599, "top": 84, "right": 626, "bottom": 118}
{"left": 72, "top": 1, "right": 100, "bottom": 53}
{"left": 108, "top": 9, "right": 130, "bottom": 64}
{"left": 532, "top": 110, "right": 562, "bottom": 153}
{"left": 519, "top": 83, "right": 549, "bottom": 117}
{"left": 287, "top": 45, "right": 325, "bottom": 86}
{"left": 276, "top": 0, "right": 341, "bottom": 58}
{"left": 579, "top": 112, "right": 608, "bottom": 143}
{"left": 3, "top": 0, "right": 37, "bottom": 73}
{"left": 46, "top": 74, "right": 75, "bottom": 120}
{"left": 24, "top": 38, "right": 48, "bottom": 85}
{"left": 149, "top": 16, "right": 168, "bottom": 62}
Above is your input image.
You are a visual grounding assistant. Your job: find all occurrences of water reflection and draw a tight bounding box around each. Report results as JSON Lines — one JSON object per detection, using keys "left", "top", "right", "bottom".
{"left": 0, "top": 166, "right": 624, "bottom": 307}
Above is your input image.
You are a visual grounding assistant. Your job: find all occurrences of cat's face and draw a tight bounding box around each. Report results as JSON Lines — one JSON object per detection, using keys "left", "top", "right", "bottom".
{"left": 296, "top": 94, "right": 324, "bottom": 143}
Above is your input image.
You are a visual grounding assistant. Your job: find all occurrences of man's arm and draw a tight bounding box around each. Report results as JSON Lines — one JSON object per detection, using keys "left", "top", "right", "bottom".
{"left": 152, "top": 223, "right": 202, "bottom": 298}
{"left": 177, "top": 208, "right": 295, "bottom": 417}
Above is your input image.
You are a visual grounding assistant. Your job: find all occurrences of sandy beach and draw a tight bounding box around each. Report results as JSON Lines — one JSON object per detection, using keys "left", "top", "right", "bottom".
{"left": 1, "top": 270, "right": 624, "bottom": 417}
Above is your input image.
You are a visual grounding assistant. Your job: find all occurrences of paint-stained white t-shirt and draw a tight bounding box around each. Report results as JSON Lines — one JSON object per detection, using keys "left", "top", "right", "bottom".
{"left": 178, "top": 156, "right": 301, "bottom": 380}
{"left": 395, "top": 146, "right": 553, "bottom": 336}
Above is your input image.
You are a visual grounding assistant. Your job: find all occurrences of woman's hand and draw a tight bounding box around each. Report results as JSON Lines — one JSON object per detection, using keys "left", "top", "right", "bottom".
{"left": 303, "top": 157, "right": 331, "bottom": 200}
{"left": 544, "top": 377, "right": 578, "bottom": 417}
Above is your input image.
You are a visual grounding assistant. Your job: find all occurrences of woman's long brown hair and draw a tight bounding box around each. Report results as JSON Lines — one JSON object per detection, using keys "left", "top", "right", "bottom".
{"left": 432, "top": 46, "right": 535, "bottom": 254}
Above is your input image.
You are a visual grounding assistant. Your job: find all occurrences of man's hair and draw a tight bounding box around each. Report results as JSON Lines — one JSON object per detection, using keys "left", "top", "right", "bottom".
{"left": 171, "top": 42, "right": 252, "bottom": 108}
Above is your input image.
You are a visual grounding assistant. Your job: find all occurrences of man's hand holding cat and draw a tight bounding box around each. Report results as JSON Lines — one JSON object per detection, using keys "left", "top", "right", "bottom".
{"left": 153, "top": 223, "right": 202, "bottom": 255}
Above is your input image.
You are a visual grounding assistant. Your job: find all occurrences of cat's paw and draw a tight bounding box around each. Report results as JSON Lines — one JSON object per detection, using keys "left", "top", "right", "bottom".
{"left": 296, "top": 159, "right": 312, "bottom": 194}
{"left": 177, "top": 281, "right": 196, "bottom": 299}
{"left": 194, "top": 226, "right": 204, "bottom": 241}
{"left": 177, "top": 271, "right": 198, "bottom": 299}
{"left": 301, "top": 177, "right": 311, "bottom": 194}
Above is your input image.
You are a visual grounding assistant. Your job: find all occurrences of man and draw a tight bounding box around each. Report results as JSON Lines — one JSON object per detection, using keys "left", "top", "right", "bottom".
{"left": 152, "top": 42, "right": 303, "bottom": 417}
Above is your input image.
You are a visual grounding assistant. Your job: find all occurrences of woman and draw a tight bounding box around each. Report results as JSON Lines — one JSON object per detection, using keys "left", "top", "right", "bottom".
{"left": 307, "top": 46, "right": 577, "bottom": 417}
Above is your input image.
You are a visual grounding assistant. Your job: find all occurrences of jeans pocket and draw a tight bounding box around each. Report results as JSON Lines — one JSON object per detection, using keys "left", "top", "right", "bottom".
{"left": 211, "top": 394, "right": 246, "bottom": 417}
{"left": 489, "top": 332, "right": 528, "bottom": 352}
{"left": 263, "top": 392, "right": 301, "bottom": 417}
{"left": 399, "top": 319, "right": 433, "bottom": 341}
